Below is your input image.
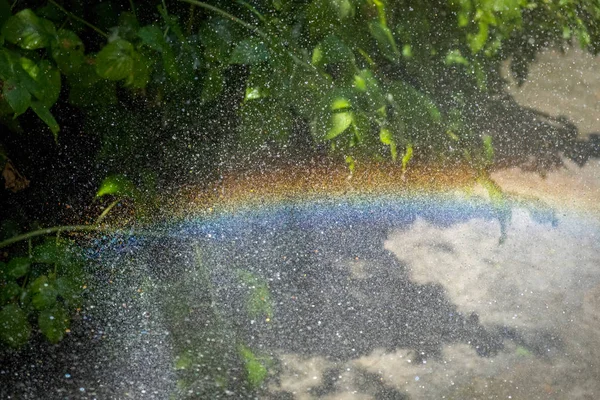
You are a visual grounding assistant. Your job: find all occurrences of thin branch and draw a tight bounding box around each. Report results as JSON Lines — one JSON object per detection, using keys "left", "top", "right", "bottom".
{"left": 96, "top": 199, "right": 121, "bottom": 224}
{"left": 0, "top": 225, "right": 104, "bottom": 249}
{"left": 48, "top": 0, "right": 109, "bottom": 39}
{"left": 129, "top": 0, "right": 137, "bottom": 19}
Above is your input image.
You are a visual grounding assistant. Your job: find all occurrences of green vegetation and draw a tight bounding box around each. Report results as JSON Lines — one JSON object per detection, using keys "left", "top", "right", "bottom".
{"left": 0, "top": 236, "right": 86, "bottom": 347}
{"left": 0, "top": 0, "right": 598, "bottom": 392}
{"left": 0, "top": 0, "right": 598, "bottom": 179}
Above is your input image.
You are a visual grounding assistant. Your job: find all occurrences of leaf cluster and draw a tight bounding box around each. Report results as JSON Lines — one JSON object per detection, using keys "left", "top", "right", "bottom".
{"left": 0, "top": 236, "right": 86, "bottom": 347}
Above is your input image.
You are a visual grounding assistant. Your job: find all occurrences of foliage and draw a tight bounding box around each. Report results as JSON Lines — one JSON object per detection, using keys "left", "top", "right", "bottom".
{"left": 0, "top": 236, "right": 86, "bottom": 347}
{"left": 0, "top": 0, "right": 598, "bottom": 178}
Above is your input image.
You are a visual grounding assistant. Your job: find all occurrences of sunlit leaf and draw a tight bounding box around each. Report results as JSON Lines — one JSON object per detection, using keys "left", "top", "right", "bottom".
{"left": 331, "top": 97, "right": 351, "bottom": 110}
{"left": 325, "top": 111, "right": 353, "bottom": 140}
{"left": 38, "top": 305, "right": 69, "bottom": 343}
{"left": 2, "top": 78, "right": 31, "bottom": 117}
{"left": 468, "top": 21, "right": 489, "bottom": 53}
{"left": 379, "top": 128, "right": 397, "bottom": 161}
{"left": 95, "top": 39, "right": 136, "bottom": 81}
{"left": 229, "top": 38, "right": 269, "bottom": 64}
{"left": 96, "top": 174, "right": 137, "bottom": 198}
{"left": 2, "top": 9, "right": 53, "bottom": 50}
{"left": 402, "top": 144, "right": 413, "bottom": 172}
{"left": 239, "top": 345, "right": 267, "bottom": 387}
{"left": 0, "top": 304, "right": 31, "bottom": 348}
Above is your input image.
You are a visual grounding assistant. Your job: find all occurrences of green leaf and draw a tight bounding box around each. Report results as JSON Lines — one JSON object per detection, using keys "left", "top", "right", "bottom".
{"left": 26, "top": 60, "right": 61, "bottom": 107}
{"left": 68, "top": 64, "right": 118, "bottom": 107}
{"left": 33, "top": 239, "right": 65, "bottom": 264}
{"left": 325, "top": 111, "right": 353, "bottom": 140}
{"left": 0, "top": 281, "right": 22, "bottom": 305}
{"left": 0, "top": 304, "right": 31, "bottom": 348}
{"left": 468, "top": 21, "right": 489, "bottom": 53}
{"left": 312, "top": 35, "right": 355, "bottom": 66}
{"left": 0, "top": 0, "right": 11, "bottom": 30}
{"left": 229, "top": 38, "right": 269, "bottom": 65}
{"left": 54, "top": 277, "right": 82, "bottom": 308}
{"left": 96, "top": 174, "right": 137, "bottom": 198}
{"left": 402, "top": 144, "right": 413, "bottom": 173}
{"left": 379, "top": 128, "right": 397, "bottom": 161}
{"left": 239, "top": 345, "right": 268, "bottom": 387}
{"left": 51, "top": 29, "right": 85, "bottom": 74}
{"left": 4, "top": 257, "right": 30, "bottom": 279}
{"left": 138, "top": 25, "right": 179, "bottom": 80}
{"left": 30, "top": 101, "right": 59, "bottom": 139}
{"left": 95, "top": 39, "right": 136, "bottom": 81}
{"left": 38, "top": 305, "right": 69, "bottom": 343}
{"left": 2, "top": 78, "right": 31, "bottom": 117}
{"left": 2, "top": 9, "right": 53, "bottom": 50}
{"left": 483, "top": 134, "right": 494, "bottom": 163}
{"left": 124, "top": 51, "right": 151, "bottom": 88}
{"left": 29, "top": 275, "right": 58, "bottom": 310}
{"left": 201, "top": 68, "right": 224, "bottom": 103}
{"left": 368, "top": 21, "right": 400, "bottom": 62}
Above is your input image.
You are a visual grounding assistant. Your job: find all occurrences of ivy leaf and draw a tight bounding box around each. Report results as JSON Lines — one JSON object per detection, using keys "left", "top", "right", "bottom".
{"left": 38, "top": 305, "right": 69, "bottom": 343}
{"left": 51, "top": 29, "right": 85, "bottom": 74}
{"left": 325, "top": 112, "right": 353, "bottom": 140}
{"left": 30, "top": 101, "right": 59, "bottom": 139}
{"left": 2, "top": 9, "right": 54, "bottom": 50}
{"left": 4, "top": 257, "right": 30, "bottom": 279}
{"left": 2, "top": 78, "right": 31, "bottom": 117}
{"left": 29, "top": 275, "right": 58, "bottom": 310}
{"left": 229, "top": 38, "right": 269, "bottom": 65}
{"left": 95, "top": 39, "right": 136, "bottom": 81}
{"left": 0, "top": 304, "right": 31, "bottom": 348}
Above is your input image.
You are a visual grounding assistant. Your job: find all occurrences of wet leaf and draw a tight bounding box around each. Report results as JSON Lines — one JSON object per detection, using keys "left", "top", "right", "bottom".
{"left": 369, "top": 21, "right": 400, "bottom": 62}
{"left": 2, "top": 78, "right": 31, "bottom": 117}
{"left": 54, "top": 277, "right": 82, "bottom": 308}
{"left": 0, "top": 281, "right": 22, "bottom": 304}
{"left": 4, "top": 257, "right": 30, "bottom": 279}
{"left": 29, "top": 275, "right": 58, "bottom": 310}
{"left": 2, "top": 9, "right": 53, "bottom": 50}
{"left": 402, "top": 144, "right": 413, "bottom": 172}
{"left": 229, "top": 38, "right": 269, "bottom": 65}
{"left": 239, "top": 345, "right": 267, "bottom": 387}
{"left": 95, "top": 39, "right": 136, "bottom": 81}
{"left": 38, "top": 305, "right": 68, "bottom": 343}
{"left": 51, "top": 29, "right": 85, "bottom": 74}
{"left": 0, "top": 304, "right": 31, "bottom": 347}
{"left": 379, "top": 128, "right": 397, "bottom": 161}
{"left": 30, "top": 101, "right": 59, "bottom": 139}
{"left": 201, "top": 68, "right": 224, "bottom": 103}
{"left": 325, "top": 111, "right": 353, "bottom": 140}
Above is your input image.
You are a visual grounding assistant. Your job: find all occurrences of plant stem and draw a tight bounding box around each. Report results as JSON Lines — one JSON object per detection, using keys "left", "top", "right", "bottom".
{"left": 96, "top": 199, "right": 120, "bottom": 224}
{"left": 0, "top": 225, "right": 104, "bottom": 249}
{"left": 129, "top": 0, "right": 137, "bottom": 19}
{"left": 48, "top": 0, "right": 109, "bottom": 39}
